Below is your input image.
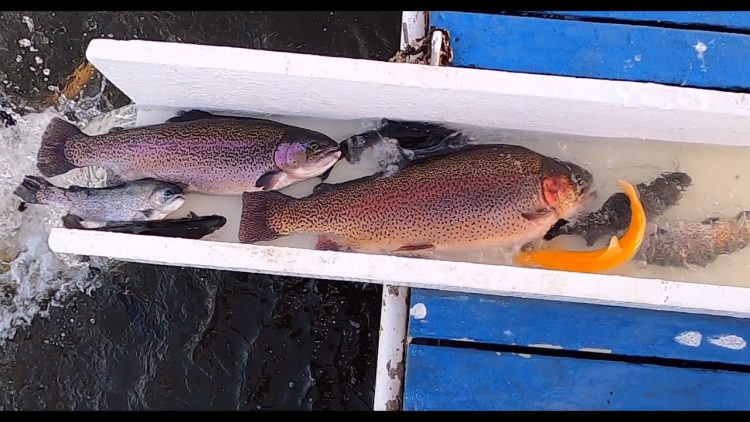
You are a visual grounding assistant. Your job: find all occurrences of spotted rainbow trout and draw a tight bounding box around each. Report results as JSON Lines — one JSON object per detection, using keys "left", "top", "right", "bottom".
{"left": 239, "top": 144, "right": 594, "bottom": 255}
{"left": 36, "top": 110, "right": 342, "bottom": 195}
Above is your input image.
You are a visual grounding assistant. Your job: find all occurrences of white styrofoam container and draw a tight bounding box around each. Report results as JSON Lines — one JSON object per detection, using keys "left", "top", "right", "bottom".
{"left": 46, "top": 23, "right": 750, "bottom": 319}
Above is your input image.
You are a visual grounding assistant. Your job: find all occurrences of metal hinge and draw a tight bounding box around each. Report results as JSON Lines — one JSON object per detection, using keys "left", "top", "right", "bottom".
{"left": 389, "top": 19, "right": 454, "bottom": 67}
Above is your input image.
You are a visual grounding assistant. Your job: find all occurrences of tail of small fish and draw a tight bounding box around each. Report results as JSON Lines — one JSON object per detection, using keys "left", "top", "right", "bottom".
{"left": 37, "top": 117, "right": 87, "bottom": 177}
{"left": 13, "top": 175, "right": 54, "bottom": 204}
{"left": 239, "top": 191, "right": 293, "bottom": 243}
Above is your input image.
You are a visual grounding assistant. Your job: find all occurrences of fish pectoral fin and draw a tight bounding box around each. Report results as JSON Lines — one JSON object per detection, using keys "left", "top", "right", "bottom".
{"left": 166, "top": 109, "right": 218, "bottom": 123}
{"left": 521, "top": 208, "right": 552, "bottom": 221}
{"left": 396, "top": 243, "right": 435, "bottom": 252}
{"left": 255, "top": 171, "right": 289, "bottom": 191}
{"left": 701, "top": 217, "right": 721, "bottom": 225}
{"left": 139, "top": 209, "right": 163, "bottom": 220}
{"left": 318, "top": 166, "right": 335, "bottom": 183}
{"left": 315, "top": 235, "right": 347, "bottom": 252}
{"left": 66, "top": 185, "right": 86, "bottom": 192}
{"left": 61, "top": 213, "right": 85, "bottom": 229}
{"left": 597, "top": 235, "right": 624, "bottom": 259}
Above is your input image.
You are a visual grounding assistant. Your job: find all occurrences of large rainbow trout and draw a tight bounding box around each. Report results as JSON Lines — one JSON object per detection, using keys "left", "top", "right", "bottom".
{"left": 239, "top": 144, "right": 595, "bottom": 254}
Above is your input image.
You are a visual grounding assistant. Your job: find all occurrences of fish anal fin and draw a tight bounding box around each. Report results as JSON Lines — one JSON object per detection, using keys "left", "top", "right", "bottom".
{"left": 315, "top": 235, "right": 347, "bottom": 251}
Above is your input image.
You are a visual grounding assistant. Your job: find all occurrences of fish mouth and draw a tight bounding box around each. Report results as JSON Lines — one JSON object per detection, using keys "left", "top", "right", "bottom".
{"left": 309, "top": 145, "right": 344, "bottom": 162}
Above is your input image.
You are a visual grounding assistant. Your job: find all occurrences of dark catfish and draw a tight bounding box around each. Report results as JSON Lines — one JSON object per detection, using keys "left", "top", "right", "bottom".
{"left": 545, "top": 172, "right": 693, "bottom": 245}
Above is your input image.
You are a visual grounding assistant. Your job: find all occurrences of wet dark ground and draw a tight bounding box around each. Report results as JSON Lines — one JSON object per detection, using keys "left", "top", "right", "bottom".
{"left": 0, "top": 11, "right": 401, "bottom": 410}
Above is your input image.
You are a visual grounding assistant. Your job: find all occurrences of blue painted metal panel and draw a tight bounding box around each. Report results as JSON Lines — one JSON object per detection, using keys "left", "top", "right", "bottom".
{"left": 403, "top": 345, "right": 750, "bottom": 410}
{"left": 409, "top": 289, "right": 750, "bottom": 365}
{"left": 539, "top": 11, "right": 750, "bottom": 31}
{"left": 429, "top": 11, "right": 750, "bottom": 90}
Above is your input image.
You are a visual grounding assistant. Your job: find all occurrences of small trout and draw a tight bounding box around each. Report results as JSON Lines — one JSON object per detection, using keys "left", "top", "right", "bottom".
{"left": 14, "top": 176, "right": 185, "bottom": 223}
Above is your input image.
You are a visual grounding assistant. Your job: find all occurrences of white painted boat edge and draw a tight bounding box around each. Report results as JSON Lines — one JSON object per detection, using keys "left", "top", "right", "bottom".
{"left": 48, "top": 228, "right": 750, "bottom": 319}
{"left": 84, "top": 37, "right": 750, "bottom": 148}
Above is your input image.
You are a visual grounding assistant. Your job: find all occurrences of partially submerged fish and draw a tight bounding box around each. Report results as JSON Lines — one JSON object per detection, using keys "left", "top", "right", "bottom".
{"left": 62, "top": 212, "right": 227, "bottom": 240}
{"left": 636, "top": 211, "right": 750, "bottom": 268}
{"left": 340, "top": 119, "right": 470, "bottom": 164}
{"left": 544, "top": 172, "right": 692, "bottom": 245}
{"left": 14, "top": 176, "right": 185, "bottom": 223}
{"left": 239, "top": 144, "right": 594, "bottom": 254}
{"left": 515, "top": 179, "right": 647, "bottom": 274}
{"left": 36, "top": 110, "right": 342, "bottom": 195}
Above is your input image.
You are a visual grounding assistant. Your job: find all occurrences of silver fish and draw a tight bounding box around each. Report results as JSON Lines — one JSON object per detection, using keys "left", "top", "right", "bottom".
{"left": 14, "top": 176, "right": 186, "bottom": 223}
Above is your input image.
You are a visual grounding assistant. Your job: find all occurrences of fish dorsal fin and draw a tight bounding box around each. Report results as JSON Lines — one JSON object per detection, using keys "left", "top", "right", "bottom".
{"left": 166, "top": 110, "right": 219, "bottom": 123}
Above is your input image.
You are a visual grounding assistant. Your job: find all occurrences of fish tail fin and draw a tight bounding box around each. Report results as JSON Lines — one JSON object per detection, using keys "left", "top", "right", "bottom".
{"left": 239, "top": 191, "right": 293, "bottom": 243}
{"left": 13, "top": 175, "right": 54, "bottom": 204}
{"left": 37, "top": 117, "right": 86, "bottom": 177}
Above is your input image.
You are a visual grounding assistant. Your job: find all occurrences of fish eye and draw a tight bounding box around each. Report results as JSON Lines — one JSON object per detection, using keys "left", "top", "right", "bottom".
{"left": 571, "top": 174, "right": 584, "bottom": 186}
{"left": 309, "top": 142, "right": 320, "bottom": 152}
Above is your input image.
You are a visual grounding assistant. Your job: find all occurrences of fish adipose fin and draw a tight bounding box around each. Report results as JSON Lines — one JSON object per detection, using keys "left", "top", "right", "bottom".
{"left": 239, "top": 191, "right": 291, "bottom": 243}
{"left": 13, "top": 175, "right": 53, "bottom": 204}
{"left": 166, "top": 110, "right": 219, "bottom": 123}
{"left": 37, "top": 118, "right": 86, "bottom": 177}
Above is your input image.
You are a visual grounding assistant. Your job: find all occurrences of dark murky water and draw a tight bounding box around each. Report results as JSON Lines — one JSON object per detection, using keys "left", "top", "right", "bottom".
{"left": 0, "top": 11, "right": 401, "bottom": 410}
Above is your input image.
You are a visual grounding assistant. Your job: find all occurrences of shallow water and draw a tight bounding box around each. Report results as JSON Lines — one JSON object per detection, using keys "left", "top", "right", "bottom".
{"left": 147, "top": 109, "right": 750, "bottom": 289}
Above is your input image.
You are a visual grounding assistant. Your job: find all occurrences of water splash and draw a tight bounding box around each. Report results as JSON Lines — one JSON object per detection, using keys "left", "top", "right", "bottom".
{"left": 0, "top": 103, "right": 138, "bottom": 344}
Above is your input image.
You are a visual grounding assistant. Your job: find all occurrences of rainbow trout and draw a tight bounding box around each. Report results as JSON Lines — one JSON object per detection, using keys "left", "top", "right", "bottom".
{"left": 36, "top": 110, "right": 342, "bottom": 195}
{"left": 239, "top": 144, "right": 594, "bottom": 254}
{"left": 14, "top": 176, "right": 185, "bottom": 223}
{"left": 636, "top": 211, "right": 750, "bottom": 268}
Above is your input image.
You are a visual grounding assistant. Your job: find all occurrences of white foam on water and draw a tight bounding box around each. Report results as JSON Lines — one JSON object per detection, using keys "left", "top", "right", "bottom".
{"left": 0, "top": 103, "right": 138, "bottom": 344}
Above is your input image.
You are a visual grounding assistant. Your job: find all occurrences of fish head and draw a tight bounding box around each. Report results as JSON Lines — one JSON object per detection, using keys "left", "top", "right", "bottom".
{"left": 274, "top": 134, "right": 343, "bottom": 179}
{"left": 149, "top": 183, "right": 186, "bottom": 215}
{"left": 541, "top": 159, "right": 595, "bottom": 220}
